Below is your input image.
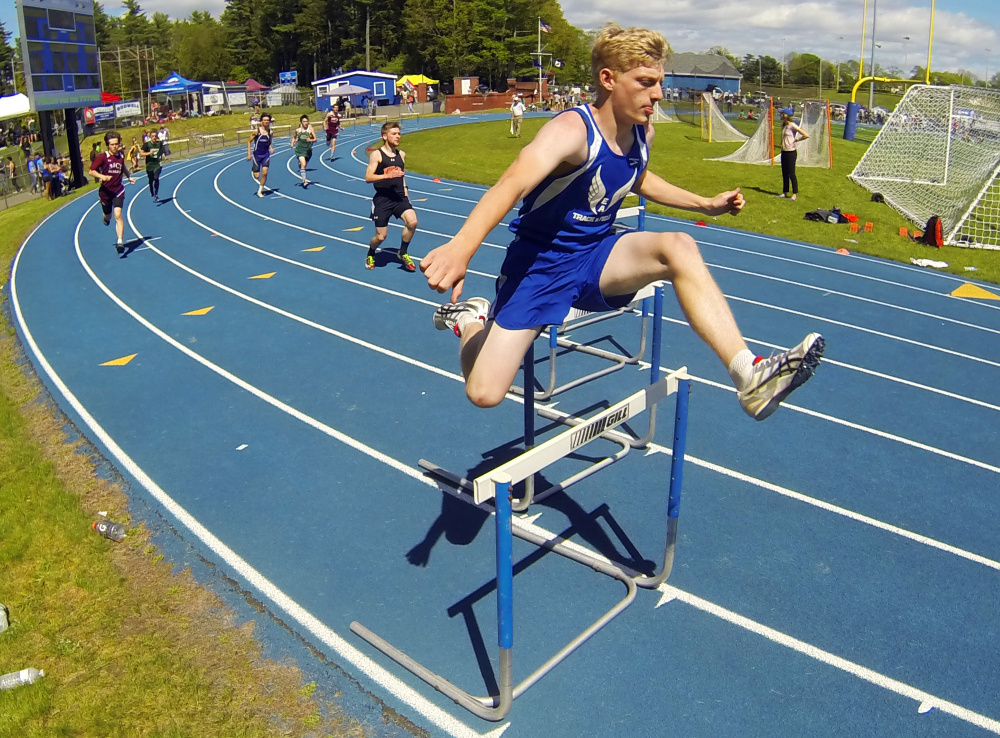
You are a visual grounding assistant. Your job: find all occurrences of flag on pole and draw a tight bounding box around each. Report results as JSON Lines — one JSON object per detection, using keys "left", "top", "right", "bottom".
{"left": 554, "top": 59, "right": 564, "bottom": 69}
{"left": 539, "top": 20, "right": 551, "bottom": 33}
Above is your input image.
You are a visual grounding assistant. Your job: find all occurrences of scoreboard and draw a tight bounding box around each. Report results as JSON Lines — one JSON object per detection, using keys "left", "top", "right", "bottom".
{"left": 16, "top": 0, "right": 102, "bottom": 111}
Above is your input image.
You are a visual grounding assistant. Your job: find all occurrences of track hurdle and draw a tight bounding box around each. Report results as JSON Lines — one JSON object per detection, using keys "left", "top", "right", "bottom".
{"left": 352, "top": 361, "right": 691, "bottom": 721}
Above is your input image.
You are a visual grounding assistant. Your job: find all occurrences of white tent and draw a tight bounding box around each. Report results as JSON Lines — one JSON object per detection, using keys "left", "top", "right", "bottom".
{"left": 0, "top": 93, "right": 30, "bottom": 121}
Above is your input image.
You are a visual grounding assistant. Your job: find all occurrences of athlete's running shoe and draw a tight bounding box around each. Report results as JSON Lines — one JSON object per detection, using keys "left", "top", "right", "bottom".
{"left": 399, "top": 253, "right": 416, "bottom": 272}
{"left": 433, "top": 297, "right": 491, "bottom": 336}
{"left": 738, "top": 333, "right": 825, "bottom": 421}
{"left": 115, "top": 242, "right": 124, "bottom": 254}
{"left": 102, "top": 213, "right": 111, "bottom": 226}
{"left": 256, "top": 189, "right": 264, "bottom": 198}
{"left": 365, "top": 255, "right": 375, "bottom": 270}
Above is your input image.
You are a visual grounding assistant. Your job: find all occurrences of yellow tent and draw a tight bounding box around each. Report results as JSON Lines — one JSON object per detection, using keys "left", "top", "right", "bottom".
{"left": 397, "top": 74, "right": 439, "bottom": 88}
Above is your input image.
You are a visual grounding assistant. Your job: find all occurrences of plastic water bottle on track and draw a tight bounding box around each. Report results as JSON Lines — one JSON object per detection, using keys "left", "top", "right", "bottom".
{"left": 92, "top": 519, "right": 127, "bottom": 542}
{"left": 0, "top": 668, "right": 45, "bottom": 690}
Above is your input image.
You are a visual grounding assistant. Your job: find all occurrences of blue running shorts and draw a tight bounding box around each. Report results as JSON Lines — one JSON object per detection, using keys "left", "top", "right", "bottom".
{"left": 490, "top": 231, "right": 637, "bottom": 330}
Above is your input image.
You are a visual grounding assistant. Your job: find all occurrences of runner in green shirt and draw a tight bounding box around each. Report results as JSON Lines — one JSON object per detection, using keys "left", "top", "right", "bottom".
{"left": 291, "top": 114, "right": 317, "bottom": 188}
{"left": 139, "top": 129, "right": 165, "bottom": 202}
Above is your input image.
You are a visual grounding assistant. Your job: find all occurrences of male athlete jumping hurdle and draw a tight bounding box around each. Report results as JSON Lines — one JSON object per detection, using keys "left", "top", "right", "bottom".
{"left": 421, "top": 22, "right": 823, "bottom": 420}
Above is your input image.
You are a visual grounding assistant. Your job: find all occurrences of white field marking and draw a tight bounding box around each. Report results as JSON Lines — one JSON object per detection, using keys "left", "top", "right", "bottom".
{"left": 67, "top": 203, "right": 508, "bottom": 738}
{"left": 10, "top": 204, "right": 508, "bottom": 738}
{"left": 278, "top": 153, "right": 509, "bottom": 248}
{"left": 695, "top": 239, "right": 1000, "bottom": 312}
{"left": 236, "top": 444, "right": 248, "bottom": 450}
{"left": 654, "top": 584, "right": 1000, "bottom": 734}
{"left": 657, "top": 313, "right": 1000, "bottom": 414}
{"left": 168, "top": 161, "right": 448, "bottom": 306}
{"left": 725, "top": 293, "right": 1000, "bottom": 369}
{"left": 125, "top": 199, "right": 465, "bottom": 385}
{"left": 706, "top": 261, "right": 1000, "bottom": 336}
{"left": 647, "top": 210, "right": 1000, "bottom": 301}
{"left": 21, "top": 189, "right": 1000, "bottom": 732}
{"left": 200, "top": 160, "right": 502, "bottom": 283}
{"left": 205, "top": 161, "right": 1000, "bottom": 466}
{"left": 136, "top": 181, "right": 1000, "bottom": 571}
{"left": 508, "top": 513, "right": 1000, "bottom": 733}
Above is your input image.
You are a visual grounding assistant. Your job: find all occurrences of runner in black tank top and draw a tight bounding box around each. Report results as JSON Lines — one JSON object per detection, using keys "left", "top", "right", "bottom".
{"left": 364, "top": 121, "right": 419, "bottom": 271}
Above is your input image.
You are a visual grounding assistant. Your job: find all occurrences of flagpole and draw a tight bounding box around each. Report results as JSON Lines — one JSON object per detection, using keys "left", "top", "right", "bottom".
{"left": 538, "top": 17, "right": 542, "bottom": 105}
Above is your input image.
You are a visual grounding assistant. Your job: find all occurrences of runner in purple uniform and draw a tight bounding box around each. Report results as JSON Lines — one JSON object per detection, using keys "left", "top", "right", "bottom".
{"left": 89, "top": 130, "right": 136, "bottom": 254}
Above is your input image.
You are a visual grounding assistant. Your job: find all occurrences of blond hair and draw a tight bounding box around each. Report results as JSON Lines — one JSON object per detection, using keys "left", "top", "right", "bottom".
{"left": 591, "top": 23, "right": 669, "bottom": 85}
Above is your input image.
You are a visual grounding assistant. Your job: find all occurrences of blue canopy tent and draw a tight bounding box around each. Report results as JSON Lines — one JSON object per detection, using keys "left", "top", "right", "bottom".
{"left": 149, "top": 72, "right": 204, "bottom": 118}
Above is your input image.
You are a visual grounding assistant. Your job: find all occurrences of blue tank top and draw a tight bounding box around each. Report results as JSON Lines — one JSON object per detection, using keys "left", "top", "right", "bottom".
{"left": 252, "top": 129, "right": 271, "bottom": 159}
{"left": 508, "top": 104, "right": 648, "bottom": 251}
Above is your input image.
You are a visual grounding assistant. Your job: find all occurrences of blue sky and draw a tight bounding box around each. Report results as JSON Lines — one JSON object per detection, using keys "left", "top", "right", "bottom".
{"left": 3, "top": 1, "right": 999, "bottom": 80}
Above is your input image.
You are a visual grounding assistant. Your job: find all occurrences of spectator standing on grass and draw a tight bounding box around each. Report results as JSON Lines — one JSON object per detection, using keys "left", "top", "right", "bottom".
{"left": 89, "top": 143, "right": 101, "bottom": 184}
{"left": 159, "top": 125, "right": 171, "bottom": 157}
{"left": 7, "top": 156, "right": 21, "bottom": 192}
{"left": 510, "top": 95, "right": 525, "bottom": 137}
{"left": 777, "top": 108, "right": 808, "bottom": 201}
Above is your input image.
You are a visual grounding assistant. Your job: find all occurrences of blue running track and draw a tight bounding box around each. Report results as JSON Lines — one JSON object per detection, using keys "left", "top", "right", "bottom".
{"left": 9, "top": 113, "right": 1000, "bottom": 737}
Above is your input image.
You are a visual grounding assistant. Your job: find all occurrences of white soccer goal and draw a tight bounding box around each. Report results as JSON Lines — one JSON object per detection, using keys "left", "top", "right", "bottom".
{"left": 850, "top": 84, "right": 1000, "bottom": 249}
{"left": 700, "top": 93, "right": 747, "bottom": 143}
{"left": 707, "top": 98, "right": 775, "bottom": 164}
{"left": 651, "top": 101, "right": 679, "bottom": 123}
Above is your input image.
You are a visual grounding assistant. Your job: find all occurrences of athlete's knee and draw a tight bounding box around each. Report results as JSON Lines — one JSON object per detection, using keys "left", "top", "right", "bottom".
{"left": 465, "top": 377, "right": 506, "bottom": 408}
{"left": 658, "top": 231, "right": 703, "bottom": 272}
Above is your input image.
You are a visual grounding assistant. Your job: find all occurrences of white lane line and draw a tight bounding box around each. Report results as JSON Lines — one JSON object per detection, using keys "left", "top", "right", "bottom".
{"left": 726, "top": 293, "right": 1000, "bottom": 368}
{"left": 697, "top": 239, "right": 1000, "bottom": 312}
{"left": 647, "top": 211, "right": 1000, "bottom": 296}
{"left": 56, "top": 198, "right": 505, "bottom": 738}
{"left": 658, "top": 314, "right": 1000, "bottom": 414}
{"left": 656, "top": 584, "right": 1000, "bottom": 734}
{"left": 708, "top": 261, "right": 1000, "bottom": 336}
{"left": 18, "top": 178, "right": 1000, "bottom": 735}
{"left": 136, "top": 177, "right": 1000, "bottom": 571}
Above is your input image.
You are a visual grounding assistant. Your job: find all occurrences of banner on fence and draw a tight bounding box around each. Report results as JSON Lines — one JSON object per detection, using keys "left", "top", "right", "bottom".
{"left": 227, "top": 91, "right": 247, "bottom": 106}
{"left": 266, "top": 92, "right": 282, "bottom": 106}
{"left": 115, "top": 100, "right": 142, "bottom": 118}
{"left": 92, "top": 104, "right": 116, "bottom": 122}
{"left": 203, "top": 92, "right": 225, "bottom": 107}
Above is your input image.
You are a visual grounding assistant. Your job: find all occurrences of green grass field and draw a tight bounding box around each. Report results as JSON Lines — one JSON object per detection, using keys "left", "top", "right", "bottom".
{"left": 399, "top": 116, "right": 1000, "bottom": 283}
{"left": 0, "top": 195, "right": 363, "bottom": 737}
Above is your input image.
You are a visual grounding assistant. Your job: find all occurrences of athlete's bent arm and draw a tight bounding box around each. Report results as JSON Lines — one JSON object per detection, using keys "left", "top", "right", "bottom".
{"left": 636, "top": 169, "right": 744, "bottom": 217}
{"left": 420, "top": 113, "right": 589, "bottom": 301}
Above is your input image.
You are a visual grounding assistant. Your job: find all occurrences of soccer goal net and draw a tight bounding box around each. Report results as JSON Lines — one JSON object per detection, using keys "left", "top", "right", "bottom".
{"left": 707, "top": 98, "right": 775, "bottom": 164}
{"left": 850, "top": 84, "right": 1000, "bottom": 249}
{"left": 651, "top": 101, "right": 679, "bottom": 123}
{"left": 700, "top": 93, "right": 748, "bottom": 143}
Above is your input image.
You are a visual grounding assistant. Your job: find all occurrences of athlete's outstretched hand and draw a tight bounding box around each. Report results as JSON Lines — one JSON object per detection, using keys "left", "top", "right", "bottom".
{"left": 421, "top": 241, "right": 471, "bottom": 303}
{"left": 706, "top": 188, "right": 744, "bottom": 216}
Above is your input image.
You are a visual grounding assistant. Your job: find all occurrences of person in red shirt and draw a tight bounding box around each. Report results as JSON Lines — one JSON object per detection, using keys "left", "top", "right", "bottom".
{"left": 89, "top": 131, "right": 136, "bottom": 254}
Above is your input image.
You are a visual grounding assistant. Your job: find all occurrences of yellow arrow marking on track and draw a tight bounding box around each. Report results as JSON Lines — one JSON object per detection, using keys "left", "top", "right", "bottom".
{"left": 439, "top": 188, "right": 452, "bottom": 191}
{"left": 183, "top": 306, "right": 214, "bottom": 316}
{"left": 101, "top": 353, "right": 137, "bottom": 367}
{"left": 344, "top": 226, "right": 364, "bottom": 232}
{"left": 249, "top": 272, "right": 276, "bottom": 280}
{"left": 413, "top": 198, "right": 427, "bottom": 202}
{"left": 951, "top": 282, "right": 1000, "bottom": 300}
{"left": 303, "top": 246, "right": 325, "bottom": 252}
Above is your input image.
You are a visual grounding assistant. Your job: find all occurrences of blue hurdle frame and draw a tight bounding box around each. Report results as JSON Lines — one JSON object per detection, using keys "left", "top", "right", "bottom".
{"left": 352, "top": 326, "right": 691, "bottom": 721}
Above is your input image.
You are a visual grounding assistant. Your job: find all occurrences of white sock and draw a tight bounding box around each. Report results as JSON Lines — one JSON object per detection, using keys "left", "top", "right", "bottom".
{"left": 455, "top": 307, "right": 487, "bottom": 333}
{"left": 728, "top": 349, "right": 757, "bottom": 392}
{"left": 300, "top": 168, "right": 307, "bottom": 182}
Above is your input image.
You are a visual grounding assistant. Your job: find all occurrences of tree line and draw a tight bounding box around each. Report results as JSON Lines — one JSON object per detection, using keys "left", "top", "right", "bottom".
{"left": 2, "top": 11, "right": 996, "bottom": 100}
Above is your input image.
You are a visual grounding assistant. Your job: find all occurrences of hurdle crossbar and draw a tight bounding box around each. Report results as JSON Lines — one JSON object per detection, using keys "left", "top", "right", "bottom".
{"left": 353, "top": 368, "right": 691, "bottom": 721}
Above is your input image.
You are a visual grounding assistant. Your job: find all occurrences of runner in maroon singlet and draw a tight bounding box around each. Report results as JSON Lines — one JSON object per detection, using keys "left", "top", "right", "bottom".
{"left": 324, "top": 105, "right": 341, "bottom": 160}
{"left": 89, "top": 130, "right": 136, "bottom": 254}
